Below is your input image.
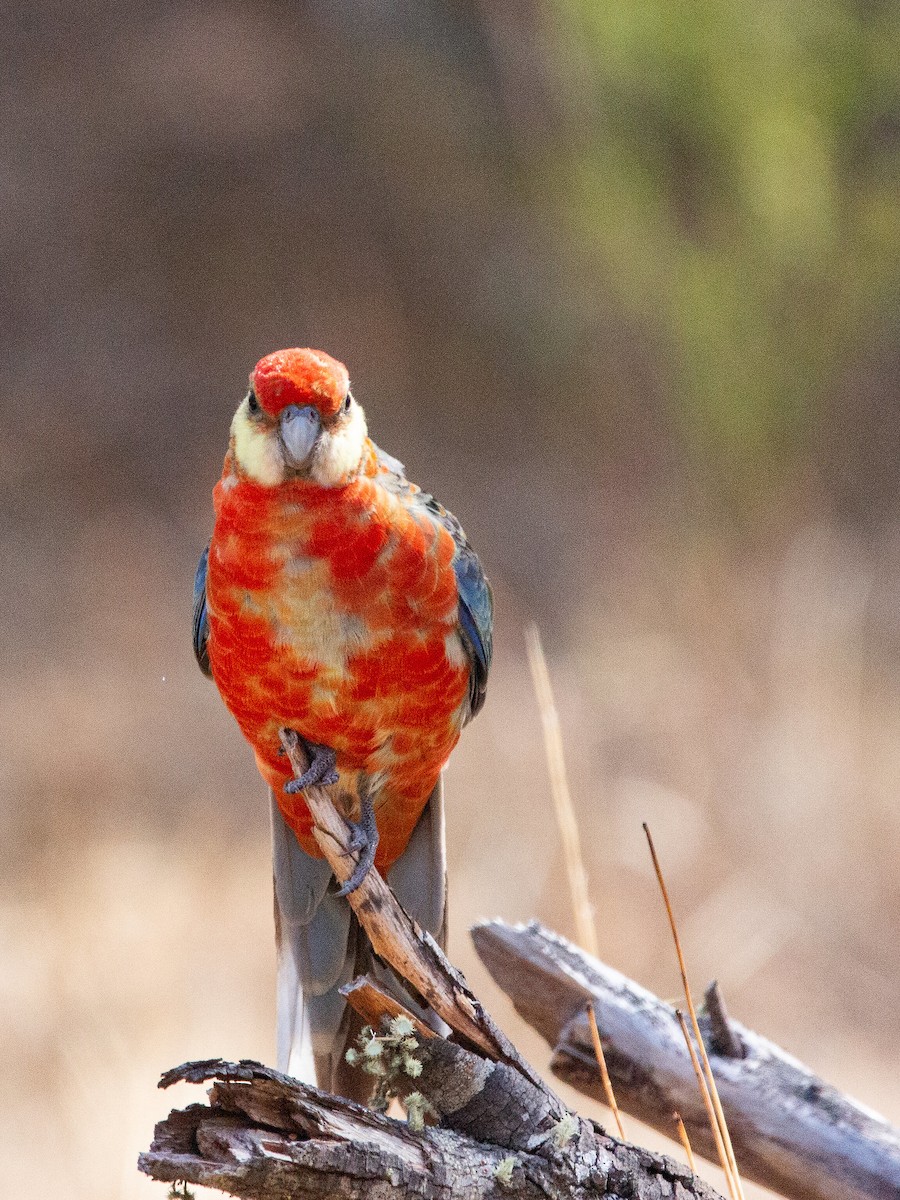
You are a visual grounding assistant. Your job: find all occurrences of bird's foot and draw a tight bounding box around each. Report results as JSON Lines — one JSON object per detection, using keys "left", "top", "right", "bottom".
{"left": 336, "top": 796, "right": 379, "bottom": 897}
{"left": 284, "top": 738, "right": 340, "bottom": 793}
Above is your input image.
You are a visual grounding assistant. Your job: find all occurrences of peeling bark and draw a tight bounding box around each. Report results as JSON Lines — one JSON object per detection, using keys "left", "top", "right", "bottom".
{"left": 140, "top": 1058, "right": 725, "bottom": 1200}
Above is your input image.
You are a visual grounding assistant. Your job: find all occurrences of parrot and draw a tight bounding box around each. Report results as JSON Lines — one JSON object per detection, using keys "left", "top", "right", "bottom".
{"left": 192, "top": 347, "right": 493, "bottom": 1100}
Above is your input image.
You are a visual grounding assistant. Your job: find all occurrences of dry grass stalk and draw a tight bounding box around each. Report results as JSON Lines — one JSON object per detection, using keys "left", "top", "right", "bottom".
{"left": 527, "top": 626, "right": 626, "bottom": 1138}
{"left": 674, "top": 1111, "right": 696, "bottom": 1172}
{"left": 644, "top": 823, "right": 745, "bottom": 1200}
{"left": 676, "top": 1010, "right": 737, "bottom": 1200}
{"left": 525, "top": 623, "right": 598, "bottom": 957}
{"left": 586, "top": 1002, "right": 626, "bottom": 1140}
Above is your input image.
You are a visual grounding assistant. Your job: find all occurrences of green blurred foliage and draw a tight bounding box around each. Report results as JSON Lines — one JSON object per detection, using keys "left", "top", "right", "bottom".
{"left": 551, "top": 1, "right": 900, "bottom": 495}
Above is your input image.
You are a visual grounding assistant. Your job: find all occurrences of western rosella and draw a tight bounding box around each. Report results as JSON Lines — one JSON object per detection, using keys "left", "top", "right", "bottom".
{"left": 192, "top": 347, "right": 492, "bottom": 1099}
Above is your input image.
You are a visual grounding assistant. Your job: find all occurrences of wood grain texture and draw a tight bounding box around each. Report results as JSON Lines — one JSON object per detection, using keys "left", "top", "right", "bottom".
{"left": 139, "top": 779, "right": 728, "bottom": 1199}
{"left": 472, "top": 919, "right": 900, "bottom": 1200}
{"left": 341, "top": 977, "right": 438, "bottom": 1041}
{"left": 140, "top": 1058, "right": 725, "bottom": 1200}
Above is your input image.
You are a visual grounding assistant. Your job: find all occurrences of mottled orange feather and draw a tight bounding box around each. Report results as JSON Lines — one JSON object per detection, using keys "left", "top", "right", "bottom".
{"left": 205, "top": 449, "right": 470, "bottom": 870}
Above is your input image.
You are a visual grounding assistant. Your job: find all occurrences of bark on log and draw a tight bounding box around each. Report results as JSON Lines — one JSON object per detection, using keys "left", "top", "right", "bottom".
{"left": 472, "top": 919, "right": 900, "bottom": 1200}
{"left": 140, "top": 1057, "right": 725, "bottom": 1200}
{"left": 140, "top": 771, "right": 726, "bottom": 1199}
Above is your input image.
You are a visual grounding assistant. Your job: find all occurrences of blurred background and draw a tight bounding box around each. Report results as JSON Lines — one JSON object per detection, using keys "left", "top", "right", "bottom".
{"left": 3, "top": 2, "right": 900, "bottom": 1196}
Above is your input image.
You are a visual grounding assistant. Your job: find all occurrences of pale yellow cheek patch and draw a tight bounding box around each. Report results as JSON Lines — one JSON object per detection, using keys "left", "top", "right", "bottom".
{"left": 310, "top": 402, "right": 367, "bottom": 487}
{"left": 231, "top": 405, "right": 285, "bottom": 486}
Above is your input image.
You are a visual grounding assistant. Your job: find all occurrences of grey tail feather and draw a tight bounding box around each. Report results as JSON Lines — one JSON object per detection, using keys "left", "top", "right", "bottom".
{"left": 271, "top": 776, "right": 447, "bottom": 1101}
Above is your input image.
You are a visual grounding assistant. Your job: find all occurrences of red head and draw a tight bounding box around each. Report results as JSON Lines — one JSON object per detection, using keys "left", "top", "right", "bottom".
{"left": 252, "top": 348, "right": 350, "bottom": 419}
{"left": 231, "top": 347, "right": 365, "bottom": 488}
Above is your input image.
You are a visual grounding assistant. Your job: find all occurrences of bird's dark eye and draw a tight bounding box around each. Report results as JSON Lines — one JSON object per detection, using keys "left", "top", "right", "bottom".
{"left": 247, "top": 389, "right": 260, "bottom": 415}
{"left": 341, "top": 392, "right": 352, "bottom": 415}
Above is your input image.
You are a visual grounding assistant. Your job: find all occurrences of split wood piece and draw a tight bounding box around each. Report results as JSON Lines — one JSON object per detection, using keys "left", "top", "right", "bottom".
{"left": 341, "top": 976, "right": 437, "bottom": 1041}
{"left": 472, "top": 919, "right": 900, "bottom": 1200}
{"left": 278, "top": 728, "right": 555, "bottom": 1102}
{"left": 140, "top": 1058, "right": 726, "bottom": 1200}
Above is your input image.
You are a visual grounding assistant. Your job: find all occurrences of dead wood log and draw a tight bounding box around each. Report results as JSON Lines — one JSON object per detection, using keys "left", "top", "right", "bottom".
{"left": 139, "top": 1057, "right": 725, "bottom": 1200}
{"left": 140, "top": 750, "right": 727, "bottom": 1199}
{"left": 472, "top": 919, "right": 900, "bottom": 1200}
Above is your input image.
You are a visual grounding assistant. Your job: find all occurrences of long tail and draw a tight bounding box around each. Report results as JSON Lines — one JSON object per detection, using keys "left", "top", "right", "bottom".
{"left": 271, "top": 779, "right": 447, "bottom": 1100}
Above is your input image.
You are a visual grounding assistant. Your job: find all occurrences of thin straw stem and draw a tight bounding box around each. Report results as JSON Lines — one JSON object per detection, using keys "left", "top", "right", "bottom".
{"left": 676, "top": 1011, "right": 737, "bottom": 1200}
{"left": 644, "top": 824, "right": 745, "bottom": 1200}
{"left": 586, "top": 1003, "right": 625, "bottom": 1140}
{"left": 526, "top": 624, "right": 598, "bottom": 957}
{"left": 674, "top": 1111, "right": 696, "bottom": 1173}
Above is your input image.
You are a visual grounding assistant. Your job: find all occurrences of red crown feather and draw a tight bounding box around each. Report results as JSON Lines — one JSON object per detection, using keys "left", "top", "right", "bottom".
{"left": 253, "top": 348, "right": 349, "bottom": 418}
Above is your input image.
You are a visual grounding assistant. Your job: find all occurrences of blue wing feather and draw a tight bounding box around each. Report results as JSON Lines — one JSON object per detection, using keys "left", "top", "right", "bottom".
{"left": 453, "top": 543, "right": 493, "bottom": 718}
{"left": 192, "top": 543, "right": 212, "bottom": 677}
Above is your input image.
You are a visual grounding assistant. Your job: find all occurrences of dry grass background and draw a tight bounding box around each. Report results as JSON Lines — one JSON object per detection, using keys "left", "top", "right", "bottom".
{"left": 3, "top": 514, "right": 900, "bottom": 1199}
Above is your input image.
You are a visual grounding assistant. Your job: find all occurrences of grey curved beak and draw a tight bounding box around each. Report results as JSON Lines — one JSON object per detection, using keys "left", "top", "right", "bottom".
{"left": 279, "top": 404, "right": 321, "bottom": 469}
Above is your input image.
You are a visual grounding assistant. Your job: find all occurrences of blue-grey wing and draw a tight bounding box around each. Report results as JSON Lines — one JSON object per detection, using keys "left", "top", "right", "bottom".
{"left": 192, "top": 543, "right": 212, "bottom": 678}
{"left": 453, "top": 540, "right": 493, "bottom": 719}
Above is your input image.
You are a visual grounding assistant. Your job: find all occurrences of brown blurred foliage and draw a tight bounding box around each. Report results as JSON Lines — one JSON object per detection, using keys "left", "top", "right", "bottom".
{"left": 2, "top": 3, "right": 900, "bottom": 1197}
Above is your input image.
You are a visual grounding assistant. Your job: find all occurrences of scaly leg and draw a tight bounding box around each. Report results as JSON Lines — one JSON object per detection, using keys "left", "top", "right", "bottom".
{"left": 336, "top": 795, "right": 379, "bottom": 897}
{"left": 283, "top": 738, "right": 340, "bottom": 793}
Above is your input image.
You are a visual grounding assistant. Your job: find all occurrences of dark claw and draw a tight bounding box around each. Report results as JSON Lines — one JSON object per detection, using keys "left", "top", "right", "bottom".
{"left": 336, "top": 796, "right": 379, "bottom": 897}
{"left": 284, "top": 740, "right": 340, "bottom": 794}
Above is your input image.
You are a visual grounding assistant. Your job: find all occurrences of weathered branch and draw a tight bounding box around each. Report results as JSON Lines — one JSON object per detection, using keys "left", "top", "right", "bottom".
{"left": 279, "top": 727, "right": 553, "bottom": 1095}
{"left": 140, "top": 1058, "right": 724, "bottom": 1200}
{"left": 703, "top": 980, "right": 745, "bottom": 1061}
{"left": 472, "top": 919, "right": 900, "bottom": 1200}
